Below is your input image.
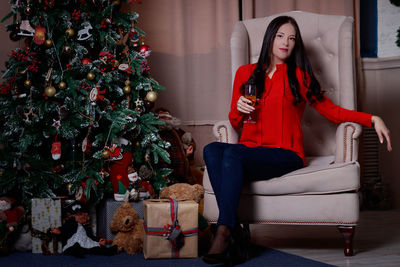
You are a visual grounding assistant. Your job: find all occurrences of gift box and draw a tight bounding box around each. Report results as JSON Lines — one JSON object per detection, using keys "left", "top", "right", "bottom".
{"left": 31, "top": 198, "right": 62, "bottom": 254}
{"left": 143, "top": 199, "right": 198, "bottom": 259}
{"left": 97, "top": 199, "right": 143, "bottom": 241}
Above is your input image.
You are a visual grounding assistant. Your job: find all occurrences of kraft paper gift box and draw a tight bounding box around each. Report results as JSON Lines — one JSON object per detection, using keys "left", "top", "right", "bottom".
{"left": 143, "top": 199, "right": 198, "bottom": 259}
{"left": 31, "top": 198, "right": 62, "bottom": 254}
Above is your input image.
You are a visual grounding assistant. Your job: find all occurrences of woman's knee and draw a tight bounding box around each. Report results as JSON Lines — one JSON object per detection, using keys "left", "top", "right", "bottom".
{"left": 203, "top": 142, "right": 223, "bottom": 158}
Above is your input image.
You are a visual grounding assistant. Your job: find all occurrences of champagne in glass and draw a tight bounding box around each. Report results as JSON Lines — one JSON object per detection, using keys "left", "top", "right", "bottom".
{"left": 244, "top": 83, "right": 256, "bottom": 123}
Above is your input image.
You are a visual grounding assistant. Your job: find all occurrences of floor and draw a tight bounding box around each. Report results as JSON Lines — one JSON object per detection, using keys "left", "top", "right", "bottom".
{"left": 251, "top": 209, "right": 400, "bottom": 267}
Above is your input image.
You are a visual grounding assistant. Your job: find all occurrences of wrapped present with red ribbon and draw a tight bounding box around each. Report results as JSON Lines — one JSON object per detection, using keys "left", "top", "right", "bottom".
{"left": 143, "top": 198, "right": 198, "bottom": 259}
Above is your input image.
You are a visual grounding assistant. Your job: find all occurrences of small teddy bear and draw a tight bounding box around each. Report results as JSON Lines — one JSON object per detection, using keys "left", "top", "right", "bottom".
{"left": 159, "top": 183, "right": 204, "bottom": 203}
{"left": 110, "top": 202, "right": 144, "bottom": 254}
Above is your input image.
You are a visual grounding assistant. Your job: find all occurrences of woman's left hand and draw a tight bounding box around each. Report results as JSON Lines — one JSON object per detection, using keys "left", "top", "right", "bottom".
{"left": 372, "top": 115, "right": 392, "bottom": 152}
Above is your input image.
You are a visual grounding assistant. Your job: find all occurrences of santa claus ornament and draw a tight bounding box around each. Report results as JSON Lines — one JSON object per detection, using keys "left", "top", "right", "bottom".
{"left": 51, "top": 137, "right": 61, "bottom": 160}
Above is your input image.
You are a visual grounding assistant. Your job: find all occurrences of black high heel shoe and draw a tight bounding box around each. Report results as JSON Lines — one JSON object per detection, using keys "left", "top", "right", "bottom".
{"left": 202, "top": 235, "right": 233, "bottom": 265}
{"left": 202, "top": 234, "right": 248, "bottom": 265}
{"left": 231, "top": 223, "right": 250, "bottom": 263}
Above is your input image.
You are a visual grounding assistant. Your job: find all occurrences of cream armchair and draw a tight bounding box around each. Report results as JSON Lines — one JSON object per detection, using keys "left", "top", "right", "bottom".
{"left": 202, "top": 11, "right": 363, "bottom": 256}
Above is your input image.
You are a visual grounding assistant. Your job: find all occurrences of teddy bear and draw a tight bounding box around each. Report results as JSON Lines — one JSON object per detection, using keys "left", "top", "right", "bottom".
{"left": 109, "top": 202, "right": 144, "bottom": 254}
{"left": 159, "top": 183, "right": 204, "bottom": 203}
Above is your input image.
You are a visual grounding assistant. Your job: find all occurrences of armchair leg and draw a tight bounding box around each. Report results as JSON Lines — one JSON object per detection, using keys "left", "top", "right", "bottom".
{"left": 337, "top": 225, "right": 356, "bottom": 256}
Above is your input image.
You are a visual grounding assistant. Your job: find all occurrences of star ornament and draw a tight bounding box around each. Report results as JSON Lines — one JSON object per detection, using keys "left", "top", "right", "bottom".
{"left": 52, "top": 119, "right": 61, "bottom": 129}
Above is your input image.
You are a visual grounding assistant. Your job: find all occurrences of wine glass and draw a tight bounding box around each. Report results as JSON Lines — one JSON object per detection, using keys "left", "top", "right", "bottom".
{"left": 244, "top": 83, "right": 257, "bottom": 123}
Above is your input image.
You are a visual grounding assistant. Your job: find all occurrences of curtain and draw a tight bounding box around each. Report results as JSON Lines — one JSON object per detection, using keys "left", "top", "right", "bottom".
{"left": 129, "top": 0, "right": 238, "bottom": 125}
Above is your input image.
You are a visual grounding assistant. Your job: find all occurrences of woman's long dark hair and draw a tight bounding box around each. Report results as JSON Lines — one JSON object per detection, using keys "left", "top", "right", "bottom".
{"left": 246, "top": 16, "right": 324, "bottom": 105}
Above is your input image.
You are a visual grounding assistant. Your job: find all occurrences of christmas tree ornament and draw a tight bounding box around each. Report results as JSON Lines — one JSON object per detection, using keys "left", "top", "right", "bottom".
{"left": 67, "top": 183, "right": 73, "bottom": 195}
{"left": 81, "top": 58, "right": 92, "bottom": 65}
{"left": 63, "top": 45, "right": 73, "bottom": 55}
{"left": 18, "top": 20, "right": 35, "bottom": 37}
{"left": 24, "top": 5, "right": 32, "bottom": 16}
{"left": 33, "top": 25, "right": 46, "bottom": 44}
{"left": 113, "top": 59, "right": 119, "bottom": 67}
{"left": 51, "top": 139, "right": 61, "bottom": 160}
{"left": 130, "top": 27, "right": 139, "bottom": 47}
{"left": 77, "top": 22, "right": 92, "bottom": 41}
{"left": 113, "top": 0, "right": 121, "bottom": 5}
{"left": 45, "top": 85, "right": 56, "bottom": 97}
{"left": 65, "top": 28, "right": 75, "bottom": 37}
{"left": 24, "top": 80, "right": 32, "bottom": 88}
{"left": 44, "top": 39, "right": 53, "bottom": 47}
{"left": 58, "top": 81, "right": 67, "bottom": 89}
{"left": 123, "top": 85, "right": 131, "bottom": 94}
{"left": 75, "top": 183, "right": 87, "bottom": 202}
{"left": 87, "top": 72, "right": 95, "bottom": 80}
{"left": 138, "top": 44, "right": 151, "bottom": 58}
{"left": 104, "top": 18, "right": 112, "bottom": 25}
{"left": 134, "top": 98, "right": 143, "bottom": 113}
{"left": 102, "top": 149, "right": 110, "bottom": 159}
{"left": 104, "top": 143, "right": 123, "bottom": 161}
{"left": 89, "top": 86, "right": 106, "bottom": 102}
{"left": 145, "top": 90, "right": 157, "bottom": 102}
{"left": 82, "top": 135, "right": 92, "bottom": 154}
{"left": 118, "top": 63, "right": 129, "bottom": 71}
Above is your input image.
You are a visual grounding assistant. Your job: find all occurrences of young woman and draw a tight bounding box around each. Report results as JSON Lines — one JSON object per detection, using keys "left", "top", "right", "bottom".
{"left": 202, "top": 16, "right": 391, "bottom": 265}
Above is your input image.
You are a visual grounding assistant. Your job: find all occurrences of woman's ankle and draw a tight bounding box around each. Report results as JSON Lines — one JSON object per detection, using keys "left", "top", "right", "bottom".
{"left": 207, "top": 225, "right": 231, "bottom": 254}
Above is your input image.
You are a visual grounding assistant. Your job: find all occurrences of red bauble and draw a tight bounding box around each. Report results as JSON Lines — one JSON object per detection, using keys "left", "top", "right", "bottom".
{"left": 138, "top": 44, "right": 151, "bottom": 58}
{"left": 81, "top": 58, "right": 92, "bottom": 65}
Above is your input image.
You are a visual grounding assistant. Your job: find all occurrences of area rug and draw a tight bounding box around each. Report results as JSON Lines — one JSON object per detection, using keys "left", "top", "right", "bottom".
{"left": 0, "top": 246, "right": 335, "bottom": 267}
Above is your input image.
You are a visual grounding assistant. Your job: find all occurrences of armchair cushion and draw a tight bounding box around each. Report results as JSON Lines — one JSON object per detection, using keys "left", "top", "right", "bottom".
{"left": 203, "top": 156, "right": 360, "bottom": 196}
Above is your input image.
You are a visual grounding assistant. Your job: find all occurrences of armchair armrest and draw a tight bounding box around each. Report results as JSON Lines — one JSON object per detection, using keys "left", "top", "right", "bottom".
{"left": 212, "top": 120, "right": 239, "bottom": 144}
{"left": 335, "top": 122, "right": 362, "bottom": 163}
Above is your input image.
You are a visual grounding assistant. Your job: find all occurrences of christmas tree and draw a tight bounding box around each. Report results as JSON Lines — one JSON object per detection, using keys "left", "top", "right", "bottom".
{"left": 0, "top": 0, "right": 171, "bottom": 206}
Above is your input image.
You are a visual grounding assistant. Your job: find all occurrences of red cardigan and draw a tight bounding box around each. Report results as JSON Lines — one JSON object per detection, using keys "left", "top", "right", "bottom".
{"left": 228, "top": 64, "right": 372, "bottom": 164}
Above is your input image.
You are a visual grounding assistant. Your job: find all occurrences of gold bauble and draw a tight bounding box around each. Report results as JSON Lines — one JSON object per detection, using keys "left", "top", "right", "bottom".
{"left": 113, "top": 0, "right": 121, "bottom": 5}
{"left": 136, "top": 141, "right": 140, "bottom": 147}
{"left": 44, "top": 39, "right": 53, "bottom": 47}
{"left": 145, "top": 90, "right": 158, "bottom": 102}
{"left": 123, "top": 85, "right": 131, "bottom": 94}
{"left": 102, "top": 150, "right": 110, "bottom": 159}
{"left": 45, "top": 85, "right": 56, "bottom": 97}
{"left": 58, "top": 81, "right": 67, "bottom": 89}
{"left": 124, "top": 80, "right": 130, "bottom": 86}
{"left": 65, "top": 28, "right": 75, "bottom": 37}
{"left": 87, "top": 72, "right": 95, "bottom": 80}
{"left": 113, "top": 60, "right": 119, "bottom": 67}
{"left": 24, "top": 80, "right": 32, "bottom": 88}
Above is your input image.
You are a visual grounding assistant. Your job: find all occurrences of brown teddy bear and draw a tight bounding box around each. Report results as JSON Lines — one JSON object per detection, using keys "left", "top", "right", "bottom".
{"left": 159, "top": 183, "right": 204, "bottom": 203}
{"left": 109, "top": 202, "right": 144, "bottom": 254}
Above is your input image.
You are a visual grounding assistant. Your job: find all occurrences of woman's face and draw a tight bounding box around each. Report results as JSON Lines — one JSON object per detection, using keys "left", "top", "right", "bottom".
{"left": 271, "top": 23, "right": 296, "bottom": 65}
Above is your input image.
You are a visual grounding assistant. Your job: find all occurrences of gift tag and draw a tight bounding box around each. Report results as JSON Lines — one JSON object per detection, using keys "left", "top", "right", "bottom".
{"left": 167, "top": 227, "right": 182, "bottom": 241}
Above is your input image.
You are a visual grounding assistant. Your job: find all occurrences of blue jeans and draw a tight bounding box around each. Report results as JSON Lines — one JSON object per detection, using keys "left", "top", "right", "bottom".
{"left": 203, "top": 142, "right": 303, "bottom": 229}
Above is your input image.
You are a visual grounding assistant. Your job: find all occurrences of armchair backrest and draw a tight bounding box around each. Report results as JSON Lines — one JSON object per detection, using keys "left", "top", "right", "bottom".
{"left": 230, "top": 11, "right": 356, "bottom": 157}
